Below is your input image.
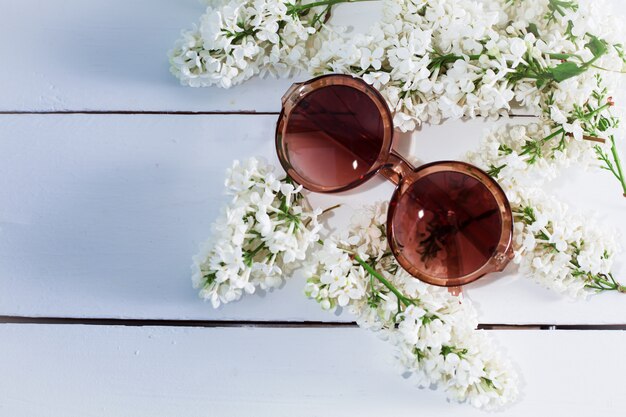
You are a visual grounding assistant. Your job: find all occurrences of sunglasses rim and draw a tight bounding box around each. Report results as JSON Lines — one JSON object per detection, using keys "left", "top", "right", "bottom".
{"left": 386, "top": 160, "right": 514, "bottom": 287}
{"left": 275, "top": 74, "right": 514, "bottom": 288}
{"left": 275, "top": 74, "right": 394, "bottom": 193}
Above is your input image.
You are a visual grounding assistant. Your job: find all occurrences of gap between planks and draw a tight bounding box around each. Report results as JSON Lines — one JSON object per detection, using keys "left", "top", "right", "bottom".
{"left": 0, "top": 316, "right": 624, "bottom": 330}
{"left": 0, "top": 109, "right": 551, "bottom": 331}
{"left": 0, "top": 110, "right": 280, "bottom": 115}
{"left": 0, "top": 110, "right": 538, "bottom": 117}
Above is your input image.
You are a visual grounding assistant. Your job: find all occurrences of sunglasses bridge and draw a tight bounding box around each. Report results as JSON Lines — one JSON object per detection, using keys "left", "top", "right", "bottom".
{"left": 277, "top": 76, "right": 515, "bottom": 293}
{"left": 380, "top": 151, "right": 415, "bottom": 186}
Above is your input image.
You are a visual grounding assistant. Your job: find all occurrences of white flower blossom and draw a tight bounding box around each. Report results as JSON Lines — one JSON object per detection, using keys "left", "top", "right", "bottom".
{"left": 177, "top": 0, "right": 626, "bottom": 408}
{"left": 304, "top": 202, "right": 519, "bottom": 409}
{"left": 170, "top": 0, "right": 318, "bottom": 87}
{"left": 192, "top": 157, "right": 322, "bottom": 307}
{"left": 173, "top": 0, "right": 626, "bottom": 194}
{"left": 511, "top": 188, "right": 622, "bottom": 299}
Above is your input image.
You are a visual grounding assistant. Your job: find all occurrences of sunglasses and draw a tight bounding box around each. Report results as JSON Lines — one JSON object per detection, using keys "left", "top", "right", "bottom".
{"left": 276, "top": 74, "right": 514, "bottom": 289}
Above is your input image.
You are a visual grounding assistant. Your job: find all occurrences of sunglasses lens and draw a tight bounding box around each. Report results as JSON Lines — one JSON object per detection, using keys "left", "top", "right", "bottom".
{"left": 281, "top": 84, "right": 386, "bottom": 190}
{"left": 390, "top": 170, "right": 502, "bottom": 280}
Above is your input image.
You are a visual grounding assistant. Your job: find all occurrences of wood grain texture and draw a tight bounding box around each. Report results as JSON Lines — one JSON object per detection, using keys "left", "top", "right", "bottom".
{"left": 3, "top": 1, "right": 626, "bottom": 414}
{"left": 0, "top": 0, "right": 382, "bottom": 112}
{"left": 1, "top": 0, "right": 623, "bottom": 113}
{"left": 0, "top": 324, "right": 624, "bottom": 416}
{"left": 1, "top": 114, "right": 624, "bottom": 324}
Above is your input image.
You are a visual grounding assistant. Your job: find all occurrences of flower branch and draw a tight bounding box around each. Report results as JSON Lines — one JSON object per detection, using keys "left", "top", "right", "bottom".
{"left": 509, "top": 190, "right": 624, "bottom": 298}
{"left": 192, "top": 158, "right": 322, "bottom": 308}
{"left": 303, "top": 202, "right": 518, "bottom": 409}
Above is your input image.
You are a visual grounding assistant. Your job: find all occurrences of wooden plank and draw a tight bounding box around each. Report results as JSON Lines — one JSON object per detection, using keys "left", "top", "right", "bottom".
{"left": 0, "top": 324, "right": 624, "bottom": 416}
{"left": 2, "top": 0, "right": 624, "bottom": 112}
{"left": 0, "top": 114, "right": 624, "bottom": 324}
{"left": 0, "top": 0, "right": 382, "bottom": 112}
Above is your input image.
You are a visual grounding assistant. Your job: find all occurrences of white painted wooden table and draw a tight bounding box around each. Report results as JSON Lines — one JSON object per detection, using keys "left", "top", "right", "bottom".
{"left": 0, "top": 1, "right": 625, "bottom": 416}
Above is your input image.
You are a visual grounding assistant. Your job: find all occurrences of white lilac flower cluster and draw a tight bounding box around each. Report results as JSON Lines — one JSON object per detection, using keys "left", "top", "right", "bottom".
{"left": 309, "top": 0, "right": 626, "bottom": 193}
{"left": 511, "top": 189, "right": 623, "bottom": 298}
{"left": 192, "top": 157, "right": 322, "bottom": 307}
{"left": 466, "top": 75, "right": 626, "bottom": 199}
{"left": 309, "top": 0, "right": 624, "bottom": 127}
{"left": 465, "top": 122, "right": 600, "bottom": 204}
{"left": 169, "top": 0, "right": 321, "bottom": 88}
{"left": 309, "top": 0, "right": 513, "bottom": 131}
{"left": 304, "top": 203, "right": 519, "bottom": 409}
{"left": 467, "top": 125, "right": 624, "bottom": 298}
{"left": 171, "top": 0, "right": 626, "bottom": 196}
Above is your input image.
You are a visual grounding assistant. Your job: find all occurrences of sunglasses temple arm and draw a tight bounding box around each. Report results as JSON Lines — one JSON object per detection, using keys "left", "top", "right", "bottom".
{"left": 380, "top": 151, "right": 415, "bottom": 186}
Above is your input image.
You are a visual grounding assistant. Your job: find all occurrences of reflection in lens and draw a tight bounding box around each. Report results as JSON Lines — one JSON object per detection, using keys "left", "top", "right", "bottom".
{"left": 390, "top": 171, "right": 502, "bottom": 279}
{"left": 282, "top": 85, "right": 385, "bottom": 189}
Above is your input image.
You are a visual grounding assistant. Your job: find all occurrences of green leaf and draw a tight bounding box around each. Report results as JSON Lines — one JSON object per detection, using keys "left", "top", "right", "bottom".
{"left": 586, "top": 35, "right": 608, "bottom": 58}
{"left": 598, "top": 117, "right": 611, "bottom": 132}
{"left": 549, "top": 53, "right": 574, "bottom": 60}
{"left": 498, "top": 143, "right": 513, "bottom": 155}
{"left": 550, "top": 61, "right": 586, "bottom": 82}
{"left": 487, "top": 164, "right": 506, "bottom": 177}
{"left": 536, "top": 77, "right": 547, "bottom": 89}
{"left": 527, "top": 23, "right": 539, "bottom": 37}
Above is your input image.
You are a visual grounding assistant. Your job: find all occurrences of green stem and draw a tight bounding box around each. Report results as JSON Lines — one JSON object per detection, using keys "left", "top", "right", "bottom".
{"left": 248, "top": 242, "right": 265, "bottom": 257}
{"left": 595, "top": 275, "right": 614, "bottom": 288}
{"left": 354, "top": 255, "right": 414, "bottom": 307}
{"left": 320, "top": 203, "right": 341, "bottom": 216}
{"left": 304, "top": 203, "right": 341, "bottom": 227}
{"left": 584, "top": 102, "right": 611, "bottom": 120}
{"left": 586, "top": 276, "right": 626, "bottom": 294}
{"left": 595, "top": 145, "right": 621, "bottom": 181}
{"left": 585, "top": 54, "right": 602, "bottom": 68}
{"left": 586, "top": 273, "right": 626, "bottom": 293}
{"left": 541, "top": 127, "right": 564, "bottom": 144}
{"left": 542, "top": 103, "right": 610, "bottom": 143}
{"left": 288, "top": 0, "right": 374, "bottom": 14}
{"left": 548, "top": 52, "right": 583, "bottom": 61}
{"left": 609, "top": 136, "right": 626, "bottom": 196}
{"left": 310, "top": 4, "right": 331, "bottom": 27}
{"left": 428, "top": 52, "right": 484, "bottom": 71}
{"left": 225, "top": 26, "right": 258, "bottom": 43}
{"left": 591, "top": 64, "right": 626, "bottom": 74}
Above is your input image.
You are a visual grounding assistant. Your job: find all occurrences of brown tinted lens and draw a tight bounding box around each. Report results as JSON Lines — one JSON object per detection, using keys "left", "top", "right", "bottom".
{"left": 390, "top": 171, "right": 502, "bottom": 279}
{"left": 282, "top": 85, "right": 385, "bottom": 189}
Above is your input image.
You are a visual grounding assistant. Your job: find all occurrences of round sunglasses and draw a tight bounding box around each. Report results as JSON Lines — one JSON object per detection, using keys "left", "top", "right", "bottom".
{"left": 276, "top": 74, "right": 514, "bottom": 288}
